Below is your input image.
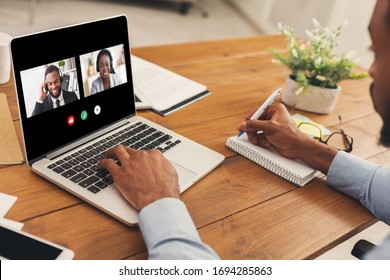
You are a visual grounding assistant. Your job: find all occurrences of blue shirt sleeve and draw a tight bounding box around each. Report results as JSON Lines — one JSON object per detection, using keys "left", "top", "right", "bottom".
{"left": 138, "top": 197, "right": 220, "bottom": 260}
{"left": 327, "top": 151, "right": 390, "bottom": 224}
{"left": 327, "top": 151, "right": 390, "bottom": 259}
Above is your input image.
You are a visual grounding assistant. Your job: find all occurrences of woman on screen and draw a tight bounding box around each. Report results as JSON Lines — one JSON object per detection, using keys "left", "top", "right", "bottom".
{"left": 90, "top": 49, "right": 122, "bottom": 94}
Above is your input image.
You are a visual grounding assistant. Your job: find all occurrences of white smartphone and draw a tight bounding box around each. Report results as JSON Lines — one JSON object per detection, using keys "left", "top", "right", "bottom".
{"left": 0, "top": 223, "right": 75, "bottom": 260}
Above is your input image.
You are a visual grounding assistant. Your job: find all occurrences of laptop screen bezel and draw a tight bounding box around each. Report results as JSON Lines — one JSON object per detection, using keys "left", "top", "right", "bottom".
{"left": 11, "top": 15, "right": 136, "bottom": 165}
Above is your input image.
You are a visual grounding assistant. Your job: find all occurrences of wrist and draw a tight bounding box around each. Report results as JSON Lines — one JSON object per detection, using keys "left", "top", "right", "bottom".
{"left": 295, "top": 136, "right": 337, "bottom": 174}
{"left": 138, "top": 193, "right": 180, "bottom": 211}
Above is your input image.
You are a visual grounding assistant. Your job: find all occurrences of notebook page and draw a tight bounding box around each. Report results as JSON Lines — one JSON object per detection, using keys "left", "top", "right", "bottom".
{"left": 131, "top": 55, "right": 208, "bottom": 113}
{"left": 226, "top": 135, "right": 318, "bottom": 186}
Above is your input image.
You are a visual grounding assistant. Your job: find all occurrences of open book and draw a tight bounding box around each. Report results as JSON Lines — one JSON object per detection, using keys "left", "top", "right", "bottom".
{"left": 131, "top": 55, "right": 210, "bottom": 116}
{"left": 226, "top": 134, "right": 319, "bottom": 186}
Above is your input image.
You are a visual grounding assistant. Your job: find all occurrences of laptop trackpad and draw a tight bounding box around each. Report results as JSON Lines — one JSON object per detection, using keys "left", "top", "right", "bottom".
{"left": 171, "top": 161, "right": 198, "bottom": 190}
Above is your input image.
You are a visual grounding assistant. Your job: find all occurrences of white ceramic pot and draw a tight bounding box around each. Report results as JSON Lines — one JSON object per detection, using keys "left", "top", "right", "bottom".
{"left": 282, "top": 75, "right": 341, "bottom": 114}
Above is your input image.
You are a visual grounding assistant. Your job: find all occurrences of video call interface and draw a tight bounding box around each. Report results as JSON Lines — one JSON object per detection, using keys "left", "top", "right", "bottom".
{"left": 20, "top": 44, "right": 127, "bottom": 120}
{"left": 11, "top": 16, "right": 136, "bottom": 161}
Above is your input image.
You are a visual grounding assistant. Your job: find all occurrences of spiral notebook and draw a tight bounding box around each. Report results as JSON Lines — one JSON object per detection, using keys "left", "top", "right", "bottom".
{"left": 226, "top": 135, "right": 319, "bottom": 186}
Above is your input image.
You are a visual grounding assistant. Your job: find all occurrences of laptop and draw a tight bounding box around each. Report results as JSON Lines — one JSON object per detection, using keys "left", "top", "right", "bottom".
{"left": 10, "top": 15, "right": 224, "bottom": 226}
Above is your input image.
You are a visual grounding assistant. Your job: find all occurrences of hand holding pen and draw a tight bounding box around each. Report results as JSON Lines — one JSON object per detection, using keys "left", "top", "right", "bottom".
{"left": 237, "top": 88, "right": 282, "bottom": 137}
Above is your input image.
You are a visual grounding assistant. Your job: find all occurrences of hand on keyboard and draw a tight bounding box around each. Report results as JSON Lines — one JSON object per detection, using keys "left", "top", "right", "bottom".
{"left": 98, "top": 145, "right": 180, "bottom": 211}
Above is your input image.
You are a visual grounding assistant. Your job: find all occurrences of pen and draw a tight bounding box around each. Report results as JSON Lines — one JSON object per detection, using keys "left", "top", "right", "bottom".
{"left": 237, "top": 88, "right": 282, "bottom": 137}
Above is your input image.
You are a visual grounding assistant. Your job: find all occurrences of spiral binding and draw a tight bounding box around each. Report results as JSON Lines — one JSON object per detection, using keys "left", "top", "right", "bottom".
{"left": 226, "top": 138, "right": 301, "bottom": 185}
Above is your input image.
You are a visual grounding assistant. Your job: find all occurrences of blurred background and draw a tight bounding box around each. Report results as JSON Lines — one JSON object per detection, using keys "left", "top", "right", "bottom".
{"left": 0, "top": 0, "right": 375, "bottom": 69}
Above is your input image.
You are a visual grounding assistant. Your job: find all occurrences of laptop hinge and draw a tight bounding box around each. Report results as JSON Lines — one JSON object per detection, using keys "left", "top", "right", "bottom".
{"left": 46, "top": 118, "right": 130, "bottom": 160}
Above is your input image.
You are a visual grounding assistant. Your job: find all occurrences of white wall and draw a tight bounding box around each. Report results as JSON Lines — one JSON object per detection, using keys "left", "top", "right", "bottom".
{"left": 229, "top": 0, "right": 376, "bottom": 69}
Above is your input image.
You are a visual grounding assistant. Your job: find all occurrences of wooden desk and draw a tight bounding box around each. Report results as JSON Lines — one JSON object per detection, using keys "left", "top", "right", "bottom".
{"left": 0, "top": 35, "right": 386, "bottom": 259}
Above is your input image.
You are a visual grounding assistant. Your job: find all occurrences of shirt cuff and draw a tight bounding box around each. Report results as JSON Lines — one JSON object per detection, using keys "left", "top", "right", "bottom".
{"left": 139, "top": 198, "right": 201, "bottom": 246}
{"left": 138, "top": 197, "right": 220, "bottom": 259}
{"left": 327, "top": 151, "right": 379, "bottom": 201}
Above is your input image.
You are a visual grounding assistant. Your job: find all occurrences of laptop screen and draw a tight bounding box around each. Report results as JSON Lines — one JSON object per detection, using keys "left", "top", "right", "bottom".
{"left": 11, "top": 15, "right": 136, "bottom": 163}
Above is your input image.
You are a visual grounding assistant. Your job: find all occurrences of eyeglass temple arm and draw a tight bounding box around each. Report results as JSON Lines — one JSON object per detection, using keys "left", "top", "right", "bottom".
{"left": 338, "top": 115, "right": 350, "bottom": 149}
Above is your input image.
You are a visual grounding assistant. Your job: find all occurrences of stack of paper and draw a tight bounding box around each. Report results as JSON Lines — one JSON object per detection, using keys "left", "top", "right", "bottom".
{"left": 0, "top": 193, "right": 23, "bottom": 230}
{"left": 131, "top": 55, "right": 211, "bottom": 116}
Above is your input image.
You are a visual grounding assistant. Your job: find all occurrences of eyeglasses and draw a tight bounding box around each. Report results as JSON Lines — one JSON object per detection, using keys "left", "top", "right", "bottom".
{"left": 297, "top": 115, "right": 353, "bottom": 153}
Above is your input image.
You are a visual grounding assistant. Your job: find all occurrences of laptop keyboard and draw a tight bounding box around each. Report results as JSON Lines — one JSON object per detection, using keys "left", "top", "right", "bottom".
{"left": 45, "top": 121, "right": 182, "bottom": 194}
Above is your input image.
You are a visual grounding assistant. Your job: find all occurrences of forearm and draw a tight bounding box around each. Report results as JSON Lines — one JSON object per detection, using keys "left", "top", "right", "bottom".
{"left": 294, "top": 136, "right": 338, "bottom": 175}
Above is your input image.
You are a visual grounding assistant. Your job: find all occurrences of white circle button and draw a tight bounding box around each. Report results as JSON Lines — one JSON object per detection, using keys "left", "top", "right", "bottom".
{"left": 94, "top": 105, "right": 101, "bottom": 115}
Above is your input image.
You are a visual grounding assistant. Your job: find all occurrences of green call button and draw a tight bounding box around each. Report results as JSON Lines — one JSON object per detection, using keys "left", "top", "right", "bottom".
{"left": 81, "top": 110, "right": 88, "bottom": 121}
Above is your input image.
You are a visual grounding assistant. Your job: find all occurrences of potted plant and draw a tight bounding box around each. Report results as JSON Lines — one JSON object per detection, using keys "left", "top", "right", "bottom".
{"left": 87, "top": 58, "right": 95, "bottom": 76}
{"left": 58, "top": 60, "right": 65, "bottom": 72}
{"left": 270, "top": 19, "right": 368, "bottom": 114}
